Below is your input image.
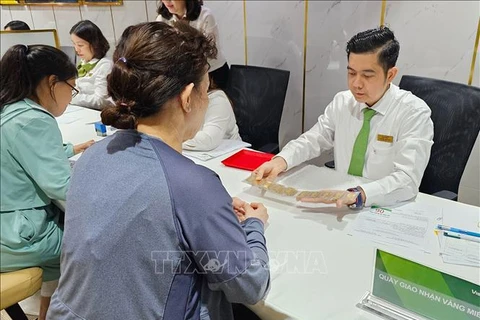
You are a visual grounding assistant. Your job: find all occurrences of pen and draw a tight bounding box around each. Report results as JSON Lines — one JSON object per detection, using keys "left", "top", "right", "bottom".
{"left": 442, "top": 231, "right": 480, "bottom": 243}
{"left": 436, "top": 225, "right": 480, "bottom": 238}
{"left": 371, "top": 205, "right": 392, "bottom": 212}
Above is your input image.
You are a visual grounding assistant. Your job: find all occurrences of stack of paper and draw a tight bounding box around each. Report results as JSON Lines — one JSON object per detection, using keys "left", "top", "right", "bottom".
{"left": 435, "top": 208, "right": 480, "bottom": 267}
{"left": 183, "top": 140, "right": 251, "bottom": 161}
{"left": 437, "top": 232, "right": 479, "bottom": 267}
{"left": 348, "top": 202, "right": 442, "bottom": 253}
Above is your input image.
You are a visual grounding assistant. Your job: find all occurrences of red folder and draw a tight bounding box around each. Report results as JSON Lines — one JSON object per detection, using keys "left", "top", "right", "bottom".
{"left": 221, "top": 149, "right": 274, "bottom": 171}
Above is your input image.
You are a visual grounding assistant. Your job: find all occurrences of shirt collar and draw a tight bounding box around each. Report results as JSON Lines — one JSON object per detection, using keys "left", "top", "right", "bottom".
{"left": 23, "top": 98, "right": 55, "bottom": 118}
{"left": 80, "top": 58, "right": 99, "bottom": 65}
{"left": 170, "top": 10, "right": 187, "bottom": 22}
{"left": 359, "top": 83, "right": 398, "bottom": 116}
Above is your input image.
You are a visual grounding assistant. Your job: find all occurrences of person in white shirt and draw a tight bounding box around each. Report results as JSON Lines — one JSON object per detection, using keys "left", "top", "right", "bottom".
{"left": 70, "top": 20, "right": 113, "bottom": 110}
{"left": 255, "top": 27, "right": 434, "bottom": 208}
{"left": 156, "top": 0, "right": 229, "bottom": 89}
{"left": 183, "top": 77, "right": 241, "bottom": 151}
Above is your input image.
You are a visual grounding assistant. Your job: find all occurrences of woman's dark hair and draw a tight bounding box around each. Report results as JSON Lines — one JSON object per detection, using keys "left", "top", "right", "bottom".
{"left": 70, "top": 20, "right": 110, "bottom": 59}
{"left": 4, "top": 20, "right": 30, "bottom": 31}
{"left": 0, "top": 45, "right": 77, "bottom": 108}
{"left": 157, "top": 0, "right": 203, "bottom": 21}
{"left": 101, "top": 21, "right": 217, "bottom": 129}
{"left": 346, "top": 26, "right": 400, "bottom": 74}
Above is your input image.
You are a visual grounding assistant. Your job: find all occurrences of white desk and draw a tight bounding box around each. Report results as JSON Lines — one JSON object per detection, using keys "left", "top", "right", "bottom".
{"left": 57, "top": 107, "right": 480, "bottom": 320}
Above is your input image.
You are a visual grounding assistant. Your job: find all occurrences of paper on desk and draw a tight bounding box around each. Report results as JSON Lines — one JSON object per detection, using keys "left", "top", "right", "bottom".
{"left": 436, "top": 207, "right": 480, "bottom": 267}
{"left": 348, "top": 202, "right": 442, "bottom": 253}
{"left": 437, "top": 232, "right": 480, "bottom": 268}
{"left": 183, "top": 140, "right": 251, "bottom": 161}
{"left": 441, "top": 206, "right": 480, "bottom": 234}
{"left": 63, "top": 105, "right": 84, "bottom": 114}
{"left": 440, "top": 252, "right": 479, "bottom": 268}
{"left": 56, "top": 114, "right": 81, "bottom": 125}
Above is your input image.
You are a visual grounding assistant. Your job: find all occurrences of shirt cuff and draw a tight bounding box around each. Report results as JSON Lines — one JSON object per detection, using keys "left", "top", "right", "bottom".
{"left": 359, "top": 181, "right": 385, "bottom": 207}
{"left": 275, "top": 148, "right": 296, "bottom": 171}
{"left": 242, "top": 217, "right": 265, "bottom": 232}
{"left": 63, "top": 143, "right": 75, "bottom": 158}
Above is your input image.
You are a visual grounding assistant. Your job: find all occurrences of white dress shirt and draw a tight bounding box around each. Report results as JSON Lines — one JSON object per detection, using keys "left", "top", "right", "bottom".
{"left": 71, "top": 57, "right": 113, "bottom": 110}
{"left": 278, "top": 84, "right": 434, "bottom": 206}
{"left": 156, "top": 6, "right": 227, "bottom": 72}
{"left": 183, "top": 90, "right": 241, "bottom": 151}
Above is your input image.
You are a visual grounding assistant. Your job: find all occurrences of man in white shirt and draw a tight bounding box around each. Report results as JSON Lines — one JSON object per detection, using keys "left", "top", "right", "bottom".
{"left": 255, "top": 26, "right": 434, "bottom": 208}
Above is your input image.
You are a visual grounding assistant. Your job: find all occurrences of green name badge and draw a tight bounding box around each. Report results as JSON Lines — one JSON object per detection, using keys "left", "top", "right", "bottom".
{"left": 358, "top": 249, "right": 480, "bottom": 320}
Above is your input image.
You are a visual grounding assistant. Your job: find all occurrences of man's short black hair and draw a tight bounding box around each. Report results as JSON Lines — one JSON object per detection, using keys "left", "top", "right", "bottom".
{"left": 346, "top": 26, "right": 400, "bottom": 74}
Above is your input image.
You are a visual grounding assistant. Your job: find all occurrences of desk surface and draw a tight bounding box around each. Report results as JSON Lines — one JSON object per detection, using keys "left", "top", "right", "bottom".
{"left": 58, "top": 106, "right": 480, "bottom": 320}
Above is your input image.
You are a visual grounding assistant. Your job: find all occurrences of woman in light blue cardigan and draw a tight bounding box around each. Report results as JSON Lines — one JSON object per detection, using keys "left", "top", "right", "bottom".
{"left": 0, "top": 44, "right": 94, "bottom": 320}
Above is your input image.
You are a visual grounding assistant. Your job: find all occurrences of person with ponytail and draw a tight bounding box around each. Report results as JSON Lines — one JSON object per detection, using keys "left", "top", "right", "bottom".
{"left": 0, "top": 44, "right": 94, "bottom": 320}
{"left": 48, "top": 22, "right": 270, "bottom": 320}
{"left": 70, "top": 20, "right": 113, "bottom": 110}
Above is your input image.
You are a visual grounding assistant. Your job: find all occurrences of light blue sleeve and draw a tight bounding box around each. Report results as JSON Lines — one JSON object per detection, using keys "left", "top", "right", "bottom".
{"left": 63, "top": 143, "right": 75, "bottom": 158}
{"left": 12, "top": 116, "right": 71, "bottom": 201}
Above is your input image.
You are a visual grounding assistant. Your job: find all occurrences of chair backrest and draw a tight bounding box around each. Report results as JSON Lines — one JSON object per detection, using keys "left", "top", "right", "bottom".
{"left": 399, "top": 75, "right": 480, "bottom": 195}
{"left": 60, "top": 46, "right": 77, "bottom": 65}
{"left": 225, "top": 65, "right": 290, "bottom": 151}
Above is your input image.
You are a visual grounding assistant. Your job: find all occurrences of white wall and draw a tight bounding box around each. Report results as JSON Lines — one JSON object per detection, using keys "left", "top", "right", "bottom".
{"left": 2, "top": 1, "right": 154, "bottom": 46}
{"left": 2, "top": 0, "right": 479, "bottom": 206}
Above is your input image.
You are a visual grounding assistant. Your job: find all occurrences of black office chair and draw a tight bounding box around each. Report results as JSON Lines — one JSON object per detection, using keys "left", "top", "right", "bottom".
{"left": 399, "top": 75, "right": 480, "bottom": 200}
{"left": 225, "top": 65, "right": 290, "bottom": 154}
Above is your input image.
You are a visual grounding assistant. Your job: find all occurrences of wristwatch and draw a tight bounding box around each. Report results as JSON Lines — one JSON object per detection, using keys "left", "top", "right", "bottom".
{"left": 347, "top": 187, "right": 364, "bottom": 210}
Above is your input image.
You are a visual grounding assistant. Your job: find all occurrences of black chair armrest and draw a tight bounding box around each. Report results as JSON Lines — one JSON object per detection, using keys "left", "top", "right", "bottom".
{"left": 325, "top": 160, "right": 335, "bottom": 169}
{"left": 432, "top": 190, "right": 458, "bottom": 201}
{"left": 258, "top": 143, "right": 279, "bottom": 154}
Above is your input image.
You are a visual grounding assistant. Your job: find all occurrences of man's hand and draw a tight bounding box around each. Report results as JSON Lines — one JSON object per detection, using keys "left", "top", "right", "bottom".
{"left": 253, "top": 157, "right": 287, "bottom": 181}
{"left": 296, "top": 188, "right": 366, "bottom": 208}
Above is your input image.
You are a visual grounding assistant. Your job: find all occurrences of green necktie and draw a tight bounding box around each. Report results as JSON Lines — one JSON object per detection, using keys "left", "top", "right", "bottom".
{"left": 347, "top": 108, "right": 376, "bottom": 177}
{"left": 77, "top": 61, "right": 99, "bottom": 78}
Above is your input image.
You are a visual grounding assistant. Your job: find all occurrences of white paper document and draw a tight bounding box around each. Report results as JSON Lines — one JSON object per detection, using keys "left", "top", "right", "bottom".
{"left": 183, "top": 140, "right": 251, "bottom": 161}
{"left": 63, "top": 105, "right": 84, "bottom": 114}
{"left": 56, "top": 114, "right": 81, "bottom": 125}
{"left": 348, "top": 202, "right": 442, "bottom": 253}
{"left": 436, "top": 207, "right": 480, "bottom": 267}
{"left": 437, "top": 232, "right": 480, "bottom": 268}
